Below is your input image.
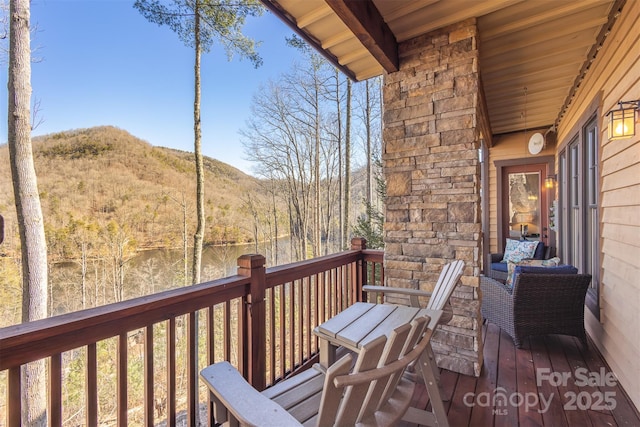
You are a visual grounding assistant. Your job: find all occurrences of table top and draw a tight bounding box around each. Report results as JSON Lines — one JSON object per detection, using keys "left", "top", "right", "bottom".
{"left": 314, "top": 302, "right": 442, "bottom": 353}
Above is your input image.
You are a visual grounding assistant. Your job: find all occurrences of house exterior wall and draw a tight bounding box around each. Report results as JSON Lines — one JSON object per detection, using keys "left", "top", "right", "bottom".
{"left": 556, "top": 0, "right": 640, "bottom": 409}
{"left": 382, "top": 18, "right": 483, "bottom": 376}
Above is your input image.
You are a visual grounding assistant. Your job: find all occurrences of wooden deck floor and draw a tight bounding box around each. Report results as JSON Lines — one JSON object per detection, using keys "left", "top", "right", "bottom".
{"left": 404, "top": 322, "right": 640, "bottom": 427}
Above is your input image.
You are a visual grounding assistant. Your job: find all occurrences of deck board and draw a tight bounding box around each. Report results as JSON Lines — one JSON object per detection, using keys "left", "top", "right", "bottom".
{"left": 402, "top": 322, "right": 640, "bottom": 427}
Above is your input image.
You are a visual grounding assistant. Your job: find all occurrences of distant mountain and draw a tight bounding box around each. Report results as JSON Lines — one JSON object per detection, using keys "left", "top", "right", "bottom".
{"left": 0, "top": 126, "right": 267, "bottom": 258}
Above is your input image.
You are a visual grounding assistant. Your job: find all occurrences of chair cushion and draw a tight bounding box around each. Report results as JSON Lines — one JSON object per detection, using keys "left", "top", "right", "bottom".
{"left": 491, "top": 262, "right": 508, "bottom": 272}
{"left": 505, "top": 261, "right": 575, "bottom": 289}
{"left": 514, "top": 264, "right": 578, "bottom": 275}
{"left": 501, "top": 239, "right": 540, "bottom": 263}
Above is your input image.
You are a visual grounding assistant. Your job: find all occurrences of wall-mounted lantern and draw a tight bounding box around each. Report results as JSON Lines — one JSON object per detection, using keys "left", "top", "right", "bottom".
{"left": 545, "top": 175, "right": 557, "bottom": 189}
{"left": 607, "top": 100, "right": 639, "bottom": 140}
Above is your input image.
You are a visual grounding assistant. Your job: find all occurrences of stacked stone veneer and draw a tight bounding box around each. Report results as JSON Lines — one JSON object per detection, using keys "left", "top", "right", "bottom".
{"left": 382, "top": 18, "right": 483, "bottom": 376}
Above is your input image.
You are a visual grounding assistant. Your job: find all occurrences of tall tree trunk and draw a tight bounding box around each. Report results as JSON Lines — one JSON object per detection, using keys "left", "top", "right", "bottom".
{"left": 335, "top": 71, "right": 343, "bottom": 251}
{"left": 191, "top": 5, "right": 203, "bottom": 426}
{"left": 182, "top": 192, "right": 188, "bottom": 286}
{"left": 192, "top": 4, "right": 204, "bottom": 286}
{"left": 343, "top": 79, "right": 352, "bottom": 249}
{"left": 272, "top": 186, "right": 278, "bottom": 265}
{"left": 81, "top": 241, "right": 87, "bottom": 309}
{"left": 8, "top": 0, "right": 48, "bottom": 424}
{"left": 365, "top": 79, "right": 372, "bottom": 207}
{"left": 314, "top": 80, "right": 321, "bottom": 257}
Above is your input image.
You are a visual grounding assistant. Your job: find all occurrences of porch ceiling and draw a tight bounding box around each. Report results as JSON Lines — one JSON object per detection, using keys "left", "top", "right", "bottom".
{"left": 260, "top": 0, "right": 621, "bottom": 136}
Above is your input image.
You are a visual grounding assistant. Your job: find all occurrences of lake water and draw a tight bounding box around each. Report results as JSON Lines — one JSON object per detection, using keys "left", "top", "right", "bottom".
{"left": 48, "top": 238, "right": 293, "bottom": 315}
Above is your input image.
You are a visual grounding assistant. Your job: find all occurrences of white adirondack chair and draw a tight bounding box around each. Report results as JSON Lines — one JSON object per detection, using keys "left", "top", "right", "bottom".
{"left": 363, "top": 259, "right": 465, "bottom": 324}
{"left": 200, "top": 315, "right": 433, "bottom": 427}
{"left": 363, "top": 258, "right": 464, "bottom": 419}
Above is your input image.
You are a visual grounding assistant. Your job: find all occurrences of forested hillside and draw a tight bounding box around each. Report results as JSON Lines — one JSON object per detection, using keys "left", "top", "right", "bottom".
{"left": 0, "top": 125, "right": 378, "bottom": 325}
{"left": 0, "top": 126, "right": 268, "bottom": 259}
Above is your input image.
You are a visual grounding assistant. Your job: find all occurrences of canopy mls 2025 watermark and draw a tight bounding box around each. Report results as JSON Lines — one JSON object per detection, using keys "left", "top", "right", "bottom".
{"left": 463, "top": 367, "right": 618, "bottom": 415}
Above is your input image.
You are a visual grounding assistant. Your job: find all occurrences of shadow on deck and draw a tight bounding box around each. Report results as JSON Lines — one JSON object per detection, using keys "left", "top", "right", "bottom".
{"left": 404, "top": 322, "right": 640, "bottom": 427}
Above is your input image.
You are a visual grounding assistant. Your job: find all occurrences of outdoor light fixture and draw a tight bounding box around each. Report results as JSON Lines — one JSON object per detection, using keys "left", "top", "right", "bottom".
{"left": 545, "top": 175, "right": 557, "bottom": 189}
{"left": 607, "top": 99, "right": 640, "bottom": 140}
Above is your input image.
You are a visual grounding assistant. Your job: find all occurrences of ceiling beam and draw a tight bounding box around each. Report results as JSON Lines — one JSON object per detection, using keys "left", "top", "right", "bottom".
{"left": 258, "top": 0, "right": 357, "bottom": 80}
{"left": 324, "top": 0, "right": 398, "bottom": 73}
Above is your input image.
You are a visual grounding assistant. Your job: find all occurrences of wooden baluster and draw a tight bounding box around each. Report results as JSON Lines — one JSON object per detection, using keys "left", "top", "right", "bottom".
{"left": 319, "top": 271, "right": 326, "bottom": 325}
{"left": 289, "top": 282, "right": 295, "bottom": 374}
{"left": 87, "top": 343, "right": 98, "bottom": 426}
{"left": 292, "top": 278, "right": 304, "bottom": 369}
{"left": 334, "top": 265, "right": 344, "bottom": 316}
{"left": 8, "top": 367, "right": 20, "bottom": 426}
{"left": 278, "top": 285, "right": 285, "bottom": 379}
{"left": 331, "top": 268, "right": 337, "bottom": 318}
{"left": 144, "top": 325, "right": 154, "bottom": 427}
{"left": 207, "top": 305, "right": 215, "bottom": 426}
{"left": 224, "top": 300, "right": 230, "bottom": 363}
{"left": 187, "top": 312, "right": 196, "bottom": 426}
{"left": 167, "top": 318, "right": 176, "bottom": 427}
{"left": 305, "top": 276, "right": 311, "bottom": 360}
{"left": 268, "top": 288, "right": 276, "bottom": 386}
{"left": 49, "top": 354, "right": 62, "bottom": 427}
{"left": 313, "top": 272, "right": 320, "bottom": 354}
{"left": 207, "top": 306, "right": 215, "bottom": 365}
{"left": 117, "top": 333, "right": 127, "bottom": 427}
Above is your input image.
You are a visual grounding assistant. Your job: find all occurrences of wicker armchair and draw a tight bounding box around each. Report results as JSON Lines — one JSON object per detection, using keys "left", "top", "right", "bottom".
{"left": 480, "top": 273, "right": 592, "bottom": 348}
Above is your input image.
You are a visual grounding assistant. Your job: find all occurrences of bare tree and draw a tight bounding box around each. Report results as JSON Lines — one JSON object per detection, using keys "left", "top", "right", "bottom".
{"left": 343, "top": 78, "right": 352, "bottom": 249}
{"left": 242, "top": 78, "right": 314, "bottom": 260}
{"left": 163, "top": 191, "right": 189, "bottom": 286}
{"left": 7, "top": 0, "right": 48, "bottom": 424}
{"left": 324, "top": 69, "right": 345, "bottom": 251}
{"left": 102, "top": 219, "right": 137, "bottom": 302}
{"left": 354, "top": 76, "right": 382, "bottom": 207}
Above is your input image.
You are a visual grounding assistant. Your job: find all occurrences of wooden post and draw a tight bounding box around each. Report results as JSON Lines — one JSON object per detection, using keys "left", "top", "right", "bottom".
{"left": 351, "top": 238, "right": 367, "bottom": 302}
{"left": 350, "top": 237, "right": 367, "bottom": 251}
{"left": 237, "top": 254, "right": 266, "bottom": 391}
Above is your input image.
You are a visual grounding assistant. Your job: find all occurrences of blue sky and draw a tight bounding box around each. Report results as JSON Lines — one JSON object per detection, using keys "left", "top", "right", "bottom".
{"left": 1, "top": 0, "right": 302, "bottom": 174}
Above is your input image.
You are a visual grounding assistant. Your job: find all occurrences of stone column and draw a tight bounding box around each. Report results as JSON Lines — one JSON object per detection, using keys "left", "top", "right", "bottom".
{"left": 382, "top": 18, "right": 483, "bottom": 376}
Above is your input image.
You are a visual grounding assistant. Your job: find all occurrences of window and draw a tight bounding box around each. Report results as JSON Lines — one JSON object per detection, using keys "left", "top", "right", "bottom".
{"left": 559, "top": 114, "right": 600, "bottom": 318}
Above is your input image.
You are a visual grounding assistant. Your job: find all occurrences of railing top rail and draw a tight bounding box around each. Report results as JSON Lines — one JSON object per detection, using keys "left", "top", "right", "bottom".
{"left": 361, "top": 249, "right": 384, "bottom": 262}
{"left": 0, "top": 275, "right": 250, "bottom": 371}
{"left": 265, "top": 250, "right": 363, "bottom": 287}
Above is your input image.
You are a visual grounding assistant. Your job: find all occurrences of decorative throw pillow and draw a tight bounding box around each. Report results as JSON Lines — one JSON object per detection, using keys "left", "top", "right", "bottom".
{"left": 533, "top": 242, "right": 546, "bottom": 259}
{"left": 505, "top": 261, "right": 518, "bottom": 289}
{"left": 518, "top": 259, "right": 545, "bottom": 267}
{"left": 542, "top": 256, "right": 561, "bottom": 266}
{"left": 501, "top": 239, "right": 540, "bottom": 264}
{"left": 506, "top": 261, "right": 576, "bottom": 289}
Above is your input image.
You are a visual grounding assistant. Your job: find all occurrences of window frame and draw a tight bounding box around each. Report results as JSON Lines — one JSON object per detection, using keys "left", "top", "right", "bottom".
{"left": 557, "top": 97, "right": 601, "bottom": 320}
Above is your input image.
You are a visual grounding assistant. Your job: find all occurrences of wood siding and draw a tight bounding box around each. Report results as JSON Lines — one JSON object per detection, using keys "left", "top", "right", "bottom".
{"left": 556, "top": 0, "right": 640, "bottom": 410}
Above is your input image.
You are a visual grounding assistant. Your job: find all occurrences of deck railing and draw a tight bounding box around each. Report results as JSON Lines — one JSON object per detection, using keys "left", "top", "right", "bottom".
{"left": 0, "top": 238, "right": 383, "bottom": 426}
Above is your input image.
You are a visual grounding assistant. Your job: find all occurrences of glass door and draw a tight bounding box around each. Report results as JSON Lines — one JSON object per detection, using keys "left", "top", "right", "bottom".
{"left": 500, "top": 163, "right": 551, "bottom": 248}
{"left": 507, "top": 171, "right": 542, "bottom": 240}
